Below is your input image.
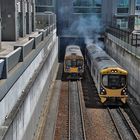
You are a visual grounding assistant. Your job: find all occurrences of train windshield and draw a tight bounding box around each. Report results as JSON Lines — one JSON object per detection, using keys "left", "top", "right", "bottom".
{"left": 102, "top": 74, "right": 126, "bottom": 89}
{"left": 65, "top": 59, "right": 83, "bottom": 67}
{"left": 77, "top": 60, "right": 83, "bottom": 66}
{"left": 65, "top": 60, "right": 71, "bottom": 67}
{"left": 71, "top": 60, "right": 76, "bottom": 67}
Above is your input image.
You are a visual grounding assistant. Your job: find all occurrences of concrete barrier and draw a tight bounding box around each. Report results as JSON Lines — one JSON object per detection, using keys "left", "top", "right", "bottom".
{"left": 6, "top": 48, "right": 22, "bottom": 71}
{"left": 29, "top": 33, "right": 43, "bottom": 48}
{"left": 0, "top": 30, "right": 56, "bottom": 101}
{"left": 0, "top": 59, "right": 4, "bottom": 79}
{"left": 0, "top": 36, "right": 58, "bottom": 140}
{"left": 0, "top": 48, "right": 22, "bottom": 79}
{"left": 14, "top": 38, "right": 34, "bottom": 58}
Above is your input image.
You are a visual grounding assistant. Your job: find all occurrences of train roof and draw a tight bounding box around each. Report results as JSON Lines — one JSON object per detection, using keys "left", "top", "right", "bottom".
{"left": 86, "top": 44, "right": 123, "bottom": 71}
{"left": 65, "top": 45, "right": 83, "bottom": 58}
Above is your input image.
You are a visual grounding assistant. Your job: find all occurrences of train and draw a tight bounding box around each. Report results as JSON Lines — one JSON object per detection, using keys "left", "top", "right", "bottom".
{"left": 85, "top": 43, "right": 128, "bottom": 104}
{"left": 64, "top": 45, "right": 84, "bottom": 79}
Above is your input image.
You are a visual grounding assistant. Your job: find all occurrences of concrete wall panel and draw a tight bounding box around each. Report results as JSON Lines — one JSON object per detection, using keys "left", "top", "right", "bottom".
{"left": 29, "top": 32, "right": 43, "bottom": 48}
{"left": 1, "top": 0, "right": 17, "bottom": 41}
{"left": 0, "top": 32, "right": 58, "bottom": 140}
{"left": 7, "top": 48, "right": 22, "bottom": 72}
{"left": 0, "top": 59, "right": 4, "bottom": 78}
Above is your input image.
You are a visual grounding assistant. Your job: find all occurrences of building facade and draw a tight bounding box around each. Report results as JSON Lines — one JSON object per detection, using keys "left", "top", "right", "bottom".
{"left": 111, "top": 0, "right": 140, "bottom": 31}
{"left": 35, "top": 0, "right": 55, "bottom": 12}
{"left": 0, "top": 0, "right": 35, "bottom": 41}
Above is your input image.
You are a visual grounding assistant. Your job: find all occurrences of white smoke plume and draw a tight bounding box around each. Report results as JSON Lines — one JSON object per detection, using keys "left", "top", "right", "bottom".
{"left": 63, "top": 14, "right": 104, "bottom": 46}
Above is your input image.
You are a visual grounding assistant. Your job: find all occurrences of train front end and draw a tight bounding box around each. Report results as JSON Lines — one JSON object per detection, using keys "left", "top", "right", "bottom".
{"left": 64, "top": 57, "right": 84, "bottom": 79}
{"left": 99, "top": 67, "right": 128, "bottom": 104}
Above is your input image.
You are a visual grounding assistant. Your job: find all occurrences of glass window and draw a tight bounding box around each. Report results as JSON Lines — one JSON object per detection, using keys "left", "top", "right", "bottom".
{"left": 116, "top": 18, "right": 128, "bottom": 29}
{"left": 73, "top": 0, "right": 102, "bottom": 13}
{"left": 73, "top": 0, "right": 102, "bottom": 6}
{"left": 136, "top": 0, "right": 140, "bottom": 5}
{"left": 66, "top": 60, "right": 71, "bottom": 67}
{"left": 71, "top": 60, "right": 76, "bottom": 67}
{"left": 108, "top": 75, "right": 120, "bottom": 88}
{"left": 66, "top": 59, "right": 83, "bottom": 67}
{"left": 36, "top": 0, "right": 54, "bottom": 5}
{"left": 77, "top": 60, "right": 83, "bottom": 66}
{"left": 102, "top": 74, "right": 126, "bottom": 89}
{"left": 117, "top": 0, "right": 129, "bottom": 8}
{"left": 135, "top": 16, "right": 140, "bottom": 25}
{"left": 135, "top": 0, "right": 140, "bottom": 14}
{"left": 102, "top": 75, "right": 108, "bottom": 87}
{"left": 135, "top": 16, "right": 140, "bottom": 30}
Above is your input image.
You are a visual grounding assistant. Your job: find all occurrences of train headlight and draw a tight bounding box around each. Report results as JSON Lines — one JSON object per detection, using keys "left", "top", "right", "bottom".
{"left": 121, "top": 88, "right": 127, "bottom": 95}
{"left": 100, "top": 87, "right": 106, "bottom": 95}
{"left": 66, "top": 66, "right": 70, "bottom": 71}
{"left": 111, "top": 69, "right": 118, "bottom": 73}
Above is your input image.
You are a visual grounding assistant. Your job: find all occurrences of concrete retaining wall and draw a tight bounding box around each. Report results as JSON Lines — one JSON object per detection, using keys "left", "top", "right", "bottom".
{"left": 0, "top": 29, "right": 56, "bottom": 101}
{"left": 3, "top": 38, "right": 58, "bottom": 140}
{"left": 105, "top": 33, "right": 140, "bottom": 103}
{"left": 0, "top": 31, "right": 58, "bottom": 140}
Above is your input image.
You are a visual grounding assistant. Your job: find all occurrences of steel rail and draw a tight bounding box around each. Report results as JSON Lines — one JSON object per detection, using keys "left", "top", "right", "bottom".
{"left": 68, "top": 80, "right": 86, "bottom": 140}
{"left": 107, "top": 107, "right": 139, "bottom": 140}
{"left": 77, "top": 80, "right": 87, "bottom": 140}
{"left": 118, "top": 107, "right": 139, "bottom": 140}
{"left": 107, "top": 107, "right": 124, "bottom": 140}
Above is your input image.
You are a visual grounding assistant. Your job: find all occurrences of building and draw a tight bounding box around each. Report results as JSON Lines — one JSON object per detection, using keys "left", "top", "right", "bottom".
{"left": 110, "top": 0, "right": 140, "bottom": 31}
{"left": 1, "top": 0, "right": 35, "bottom": 41}
{"left": 35, "top": 0, "right": 55, "bottom": 12}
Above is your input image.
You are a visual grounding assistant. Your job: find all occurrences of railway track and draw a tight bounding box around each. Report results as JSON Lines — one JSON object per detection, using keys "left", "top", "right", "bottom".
{"left": 68, "top": 80, "right": 86, "bottom": 140}
{"left": 127, "top": 103, "right": 140, "bottom": 134}
{"left": 107, "top": 107, "right": 140, "bottom": 140}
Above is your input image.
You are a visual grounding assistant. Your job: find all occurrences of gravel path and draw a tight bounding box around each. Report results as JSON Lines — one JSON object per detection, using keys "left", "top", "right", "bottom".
{"left": 54, "top": 82, "right": 69, "bottom": 140}
{"left": 41, "top": 80, "right": 61, "bottom": 140}
{"left": 86, "top": 108, "right": 120, "bottom": 140}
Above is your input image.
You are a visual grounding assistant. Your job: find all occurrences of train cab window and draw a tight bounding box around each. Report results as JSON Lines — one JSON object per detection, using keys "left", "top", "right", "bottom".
{"left": 71, "top": 60, "right": 76, "bottom": 67}
{"left": 102, "top": 74, "right": 126, "bottom": 89}
{"left": 109, "top": 75, "right": 127, "bottom": 89}
{"left": 108, "top": 75, "right": 120, "bottom": 88}
{"left": 120, "top": 75, "right": 126, "bottom": 87}
{"left": 102, "top": 75, "right": 108, "bottom": 87}
{"left": 66, "top": 60, "right": 71, "bottom": 67}
{"left": 77, "top": 60, "right": 83, "bottom": 66}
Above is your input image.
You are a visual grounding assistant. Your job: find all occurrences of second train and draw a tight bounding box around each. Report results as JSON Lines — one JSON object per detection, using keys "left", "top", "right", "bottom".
{"left": 85, "top": 43, "right": 128, "bottom": 104}
{"left": 64, "top": 45, "right": 84, "bottom": 79}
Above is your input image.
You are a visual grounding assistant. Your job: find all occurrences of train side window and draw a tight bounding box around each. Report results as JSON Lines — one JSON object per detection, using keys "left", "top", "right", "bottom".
{"left": 102, "top": 75, "right": 108, "bottom": 86}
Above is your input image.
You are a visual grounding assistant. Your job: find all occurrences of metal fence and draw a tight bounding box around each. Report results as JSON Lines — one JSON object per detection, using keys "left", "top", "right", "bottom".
{"left": 106, "top": 26, "right": 140, "bottom": 47}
